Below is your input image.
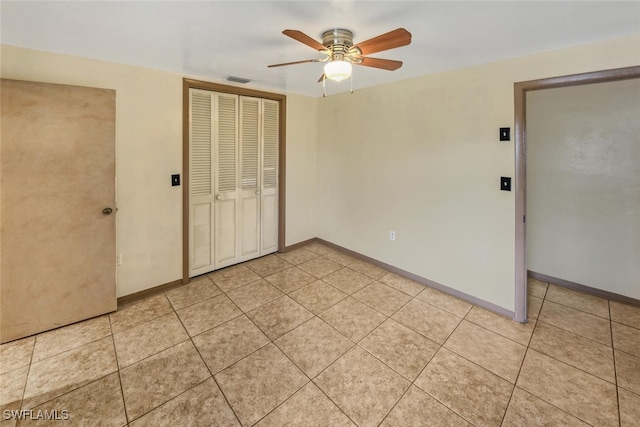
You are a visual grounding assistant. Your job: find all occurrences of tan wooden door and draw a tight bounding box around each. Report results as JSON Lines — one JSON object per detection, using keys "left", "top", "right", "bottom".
{"left": 1, "top": 79, "right": 116, "bottom": 343}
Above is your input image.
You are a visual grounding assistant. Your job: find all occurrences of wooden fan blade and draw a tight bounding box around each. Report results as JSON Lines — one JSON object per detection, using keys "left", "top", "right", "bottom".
{"left": 268, "top": 59, "right": 321, "bottom": 68}
{"left": 282, "top": 29, "right": 326, "bottom": 51}
{"left": 355, "top": 28, "right": 412, "bottom": 56}
{"left": 358, "top": 57, "right": 403, "bottom": 71}
{"left": 317, "top": 74, "right": 326, "bottom": 83}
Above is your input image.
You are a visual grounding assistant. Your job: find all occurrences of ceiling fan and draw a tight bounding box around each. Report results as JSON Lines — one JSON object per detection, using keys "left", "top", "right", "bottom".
{"left": 268, "top": 28, "right": 412, "bottom": 83}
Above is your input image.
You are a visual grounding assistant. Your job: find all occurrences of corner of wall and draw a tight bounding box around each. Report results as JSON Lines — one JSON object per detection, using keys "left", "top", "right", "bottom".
{"left": 285, "top": 94, "right": 319, "bottom": 246}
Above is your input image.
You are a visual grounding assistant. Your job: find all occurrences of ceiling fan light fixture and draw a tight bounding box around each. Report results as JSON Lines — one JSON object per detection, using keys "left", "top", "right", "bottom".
{"left": 324, "top": 60, "right": 352, "bottom": 82}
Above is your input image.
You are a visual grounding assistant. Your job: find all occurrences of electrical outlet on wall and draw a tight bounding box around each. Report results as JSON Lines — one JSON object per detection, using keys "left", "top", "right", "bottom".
{"left": 390, "top": 231, "right": 396, "bottom": 241}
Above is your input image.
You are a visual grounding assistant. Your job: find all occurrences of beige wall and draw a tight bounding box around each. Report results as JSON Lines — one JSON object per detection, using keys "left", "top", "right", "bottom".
{"left": 526, "top": 79, "right": 640, "bottom": 299}
{"left": 285, "top": 94, "right": 318, "bottom": 245}
{"left": 2, "top": 33, "right": 639, "bottom": 309}
{"left": 316, "top": 34, "right": 640, "bottom": 311}
{"left": 0, "top": 44, "right": 317, "bottom": 297}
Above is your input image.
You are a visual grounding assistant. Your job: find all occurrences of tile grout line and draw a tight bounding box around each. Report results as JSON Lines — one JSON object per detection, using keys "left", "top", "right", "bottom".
{"left": 407, "top": 352, "right": 477, "bottom": 426}
{"left": 463, "top": 311, "right": 532, "bottom": 348}
{"left": 517, "top": 284, "right": 614, "bottom": 426}
{"left": 12, "top": 320, "right": 122, "bottom": 420}
{"left": 289, "top": 332, "right": 365, "bottom": 427}
{"left": 357, "top": 294, "right": 470, "bottom": 425}
{"left": 110, "top": 294, "right": 174, "bottom": 336}
{"left": 544, "top": 283, "right": 613, "bottom": 319}
{"left": 20, "top": 320, "right": 113, "bottom": 366}
{"left": 500, "top": 285, "right": 540, "bottom": 425}
{"left": 245, "top": 257, "right": 363, "bottom": 426}
{"left": 498, "top": 299, "right": 543, "bottom": 426}
{"left": 608, "top": 299, "right": 622, "bottom": 427}
{"left": 225, "top": 281, "right": 344, "bottom": 425}
{"left": 537, "top": 300, "right": 614, "bottom": 347}
{"left": 8, "top": 247, "right": 636, "bottom": 426}
{"left": 416, "top": 311, "right": 500, "bottom": 425}
{"left": 533, "top": 317, "right": 614, "bottom": 349}
{"left": 170, "top": 294, "right": 245, "bottom": 427}
{"left": 356, "top": 329, "right": 443, "bottom": 425}
{"left": 518, "top": 347, "right": 618, "bottom": 426}
{"left": 17, "top": 335, "right": 37, "bottom": 414}
{"left": 17, "top": 336, "right": 121, "bottom": 416}
{"left": 533, "top": 290, "right": 624, "bottom": 389}
{"left": 325, "top": 279, "right": 485, "bottom": 424}
{"left": 258, "top": 255, "right": 395, "bottom": 425}
{"left": 543, "top": 296, "right": 612, "bottom": 321}
{"left": 376, "top": 382, "right": 413, "bottom": 426}
{"left": 116, "top": 285, "right": 246, "bottom": 423}
{"left": 118, "top": 297, "right": 220, "bottom": 423}
{"left": 414, "top": 281, "right": 607, "bottom": 426}
{"left": 108, "top": 314, "right": 130, "bottom": 425}
{"left": 500, "top": 286, "right": 544, "bottom": 426}
{"left": 206, "top": 265, "right": 326, "bottom": 425}
{"left": 249, "top": 336, "right": 359, "bottom": 427}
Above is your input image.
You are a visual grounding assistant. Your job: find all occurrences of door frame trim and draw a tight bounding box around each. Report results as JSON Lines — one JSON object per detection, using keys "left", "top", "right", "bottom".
{"left": 182, "top": 78, "right": 287, "bottom": 284}
{"left": 513, "top": 65, "right": 640, "bottom": 322}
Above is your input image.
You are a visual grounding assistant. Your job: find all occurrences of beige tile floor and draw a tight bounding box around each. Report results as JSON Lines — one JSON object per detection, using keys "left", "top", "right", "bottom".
{"left": 1, "top": 242, "right": 639, "bottom": 426}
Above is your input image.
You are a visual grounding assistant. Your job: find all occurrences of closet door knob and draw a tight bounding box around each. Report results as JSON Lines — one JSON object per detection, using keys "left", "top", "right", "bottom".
{"left": 216, "top": 194, "right": 223, "bottom": 200}
{"left": 255, "top": 190, "right": 260, "bottom": 195}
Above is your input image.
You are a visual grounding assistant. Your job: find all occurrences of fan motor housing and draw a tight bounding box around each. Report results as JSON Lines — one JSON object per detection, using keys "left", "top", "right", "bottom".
{"left": 322, "top": 28, "right": 354, "bottom": 50}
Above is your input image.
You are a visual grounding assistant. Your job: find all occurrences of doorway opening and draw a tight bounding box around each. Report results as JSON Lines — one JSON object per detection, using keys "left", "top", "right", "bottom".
{"left": 513, "top": 65, "right": 640, "bottom": 322}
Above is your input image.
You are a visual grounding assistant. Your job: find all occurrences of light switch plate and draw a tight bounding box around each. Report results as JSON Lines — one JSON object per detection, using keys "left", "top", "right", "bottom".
{"left": 500, "top": 127, "right": 511, "bottom": 141}
{"left": 501, "top": 176, "right": 512, "bottom": 191}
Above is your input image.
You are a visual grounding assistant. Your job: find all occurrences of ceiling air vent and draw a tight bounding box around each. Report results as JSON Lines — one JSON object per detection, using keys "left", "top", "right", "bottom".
{"left": 227, "top": 76, "right": 251, "bottom": 84}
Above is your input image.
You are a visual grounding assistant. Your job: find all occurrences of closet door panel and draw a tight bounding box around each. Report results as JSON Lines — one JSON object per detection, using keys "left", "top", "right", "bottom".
{"left": 261, "top": 193, "right": 278, "bottom": 252}
{"left": 213, "top": 93, "right": 239, "bottom": 268}
{"left": 261, "top": 100, "right": 279, "bottom": 254}
{"left": 240, "top": 197, "right": 260, "bottom": 257}
{"left": 189, "top": 89, "right": 279, "bottom": 274}
{"left": 239, "top": 96, "right": 261, "bottom": 260}
{"left": 192, "top": 203, "right": 213, "bottom": 270}
{"left": 214, "top": 199, "right": 237, "bottom": 264}
{"left": 189, "top": 90, "right": 215, "bottom": 276}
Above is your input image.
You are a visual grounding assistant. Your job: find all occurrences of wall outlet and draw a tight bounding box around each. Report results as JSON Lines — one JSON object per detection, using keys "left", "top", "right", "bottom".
{"left": 116, "top": 254, "right": 122, "bottom": 266}
{"left": 389, "top": 231, "right": 396, "bottom": 241}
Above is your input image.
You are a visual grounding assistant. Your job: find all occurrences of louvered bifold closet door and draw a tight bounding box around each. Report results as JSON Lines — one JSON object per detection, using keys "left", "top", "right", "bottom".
{"left": 261, "top": 99, "right": 279, "bottom": 254}
{"left": 189, "top": 89, "right": 216, "bottom": 276}
{"left": 238, "top": 96, "right": 261, "bottom": 261}
{"left": 213, "top": 93, "right": 240, "bottom": 268}
{"left": 189, "top": 90, "right": 279, "bottom": 276}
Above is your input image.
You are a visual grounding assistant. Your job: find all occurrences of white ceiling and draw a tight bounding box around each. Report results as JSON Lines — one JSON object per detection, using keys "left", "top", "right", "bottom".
{"left": 2, "top": 1, "right": 639, "bottom": 97}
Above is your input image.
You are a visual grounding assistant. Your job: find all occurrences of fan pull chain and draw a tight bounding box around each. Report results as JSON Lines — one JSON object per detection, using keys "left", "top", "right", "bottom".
{"left": 323, "top": 75, "right": 327, "bottom": 97}
{"left": 350, "top": 70, "right": 353, "bottom": 94}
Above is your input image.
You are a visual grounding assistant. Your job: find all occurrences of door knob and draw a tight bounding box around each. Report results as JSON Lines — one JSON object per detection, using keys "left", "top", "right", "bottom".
{"left": 255, "top": 190, "right": 260, "bottom": 195}
{"left": 216, "top": 194, "right": 223, "bottom": 200}
{"left": 102, "top": 207, "right": 113, "bottom": 215}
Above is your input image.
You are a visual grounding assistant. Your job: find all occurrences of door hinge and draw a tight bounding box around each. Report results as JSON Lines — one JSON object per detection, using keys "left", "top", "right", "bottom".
{"left": 523, "top": 215, "right": 526, "bottom": 223}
